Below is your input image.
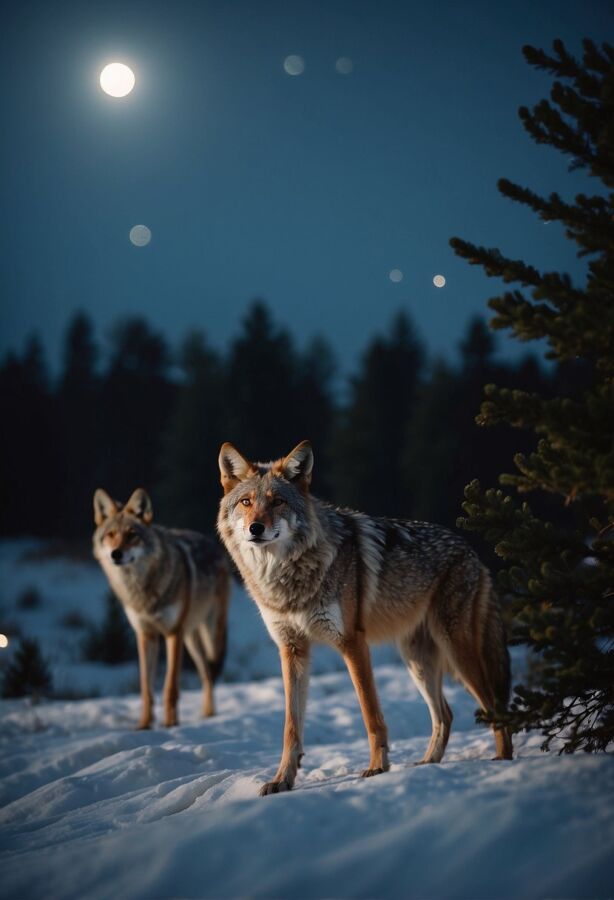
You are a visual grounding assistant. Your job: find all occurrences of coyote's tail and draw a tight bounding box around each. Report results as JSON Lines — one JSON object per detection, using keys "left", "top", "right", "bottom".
{"left": 209, "top": 622, "right": 227, "bottom": 683}
{"left": 439, "top": 562, "right": 513, "bottom": 758}
{"left": 482, "top": 578, "right": 512, "bottom": 713}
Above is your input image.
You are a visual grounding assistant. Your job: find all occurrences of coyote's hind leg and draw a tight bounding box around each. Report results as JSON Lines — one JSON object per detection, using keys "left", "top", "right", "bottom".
{"left": 398, "top": 627, "right": 452, "bottom": 764}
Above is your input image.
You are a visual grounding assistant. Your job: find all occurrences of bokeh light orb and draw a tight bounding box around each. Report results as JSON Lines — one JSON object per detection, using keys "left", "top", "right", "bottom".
{"left": 0, "top": 634, "right": 8, "bottom": 649}
{"left": 284, "top": 55, "right": 305, "bottom": 76}
{"left": 389, "top": 269, "right": 403, "bottom": 283}
{"left": 433, "top": 274, "right": 446, "bottom": 288}
{"left": 335, "top": 57, "right": 354, "bottom": 75}
{"left": 100, "top": 62, "right": 135, "bottom": 98}
{"left": 129, "top": 225, "right": 152, "bottom": 247}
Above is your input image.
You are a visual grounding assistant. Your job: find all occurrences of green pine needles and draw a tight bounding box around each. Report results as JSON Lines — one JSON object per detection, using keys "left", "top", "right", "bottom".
{"left": 451, "top": 39, "right": 614, "bottom": 753}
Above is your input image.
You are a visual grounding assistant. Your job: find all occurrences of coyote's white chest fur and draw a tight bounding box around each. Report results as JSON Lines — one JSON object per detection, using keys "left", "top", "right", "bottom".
{"left": 237, "top": 536, "right": 344, "bottom": 644}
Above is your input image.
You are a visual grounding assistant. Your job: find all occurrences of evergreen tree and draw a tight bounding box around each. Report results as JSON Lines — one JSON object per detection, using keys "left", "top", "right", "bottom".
{"left": 98, "top": 317, "right": 174, "bottom": 497}
{"left": 402, "top": 319, "right": 546, "bottom": 531}
{"left": 224, "top": 301, "right": 303, "bottom": 459}
{"left": 450, "top": 40, "right": 614, "bottom": 752}
{"left": 0, "top": 335, "right": 57, "bottom": 536}
{"left": 60, "top": 312, "right": 99, "bottom": 397}
{"left": 402, "top": 358, "right": 460, "bottom": 524}
{"left": 2, "top": 637, "right": 53, "bottom": 699}
{"left": 157, "top": 330, "right": 227, "bottom": 532}
{"left": 294, "top": 335, "right": 337, "bottom": 496}
{"left": 57, "top": 312, "right": 100, "bottom": 535}
{"left": 332, "top": 311, "right": 424, "bottom": 516}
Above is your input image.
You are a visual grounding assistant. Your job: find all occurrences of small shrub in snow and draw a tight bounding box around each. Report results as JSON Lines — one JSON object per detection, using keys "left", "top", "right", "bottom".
{"left": 16, "top": 587, "right": 42, "bottom": 610}
{"left": 59, "top": 610, "right": 89, "bottom": 631}
{"left": 2, "top": 637, "right": 53, "bottom": 699}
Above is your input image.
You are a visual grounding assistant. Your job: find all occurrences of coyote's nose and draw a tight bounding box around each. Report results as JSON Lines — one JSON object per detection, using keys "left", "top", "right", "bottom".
{"left": 111, "top": 549, "right": 123, "bottom": 563}
{"left": 249, "top": 522, "right": 265, "bottom": 537}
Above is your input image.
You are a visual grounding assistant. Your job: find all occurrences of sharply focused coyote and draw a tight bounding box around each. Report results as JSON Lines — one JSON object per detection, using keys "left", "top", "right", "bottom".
{"left": 217, "top": 441, "right": 512, "bottom": 795}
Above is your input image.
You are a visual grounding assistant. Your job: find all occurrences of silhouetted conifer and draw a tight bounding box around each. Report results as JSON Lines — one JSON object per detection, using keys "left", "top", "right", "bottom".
{"left": 332, "top": 311, "right": 424, "bottom": 516}
{"left": 0, "top": 335, "right": 57, "bottom": 535}
{"left": 157, "top": 330, "right": 227, "bottom": 532}
{"left": 224, "top": 301, "right": 302, "bottom": 459}
{"left": 57, "top": 312, "right": 100, "bottom": 535}
{"left": 98, "top": 317, "right": 174, "bottom": 498}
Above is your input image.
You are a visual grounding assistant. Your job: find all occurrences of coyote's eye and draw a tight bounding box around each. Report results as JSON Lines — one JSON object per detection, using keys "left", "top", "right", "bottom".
{"left": 107, "top": 529, "right": 117, "bottom": 539}
{"left": 240, "top": 498, "right": 251, "bottom": 507}
{"left": 272, "top": 497, "right": 285, "bottom": 507}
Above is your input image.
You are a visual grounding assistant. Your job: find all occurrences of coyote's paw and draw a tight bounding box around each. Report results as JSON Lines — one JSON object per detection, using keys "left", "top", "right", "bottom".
{"left": 259, "top": 780, "right": 292, "bottom": 796}
{"left": 136, "top": 721, "right": 152, "bottom": 731}
{"left": 361, "top": 767, "right": 386, "bottom": 778}
{"left": 413, "top": 758, "right": 438, "bottom": 766}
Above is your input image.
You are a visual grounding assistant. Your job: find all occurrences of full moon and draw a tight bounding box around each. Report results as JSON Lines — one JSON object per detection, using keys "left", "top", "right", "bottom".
{"left": 433, "top": 274, "right": 446, "bottom": 288}
{"left": 100, "top": 63, "right": 135, "bottom": 98}
{"left": 130, "top": 225, "right": 151, "bottom": 246}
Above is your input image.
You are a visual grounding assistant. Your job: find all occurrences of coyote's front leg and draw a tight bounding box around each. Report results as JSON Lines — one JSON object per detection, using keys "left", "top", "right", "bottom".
{"left": 260, "top": 640, "right": 310, "bottom": 796}
{"left": 136, "top": 630, "right": 159, "bottom": 729}
{"left": 163, "top": 632, "right": 183, "bottom": 727}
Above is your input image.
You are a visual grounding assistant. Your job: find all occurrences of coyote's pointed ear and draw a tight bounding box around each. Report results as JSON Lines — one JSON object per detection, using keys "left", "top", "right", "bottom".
{"left": 125, "top": 488, "right": 153, "bottom": 524}
{"left": 219, "top": 443, "right": 254, "bottom": 494}
{"left": 281, "top": 441, "right": 313, "bottom": 488}
{"left": 93, "top": 489, "right": 118, "bottom": 526}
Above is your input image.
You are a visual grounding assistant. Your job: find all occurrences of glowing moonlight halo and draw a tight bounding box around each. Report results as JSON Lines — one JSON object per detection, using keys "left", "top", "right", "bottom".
{"left": 130, "top": 225, "right": 151, "bottom": 246}
{"left": 100, "top": 62, "right": 135, "bottom": 98}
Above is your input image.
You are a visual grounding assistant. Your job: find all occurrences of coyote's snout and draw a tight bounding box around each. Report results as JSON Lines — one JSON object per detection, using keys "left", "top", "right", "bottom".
{"left": 217, "top": 440, "right": 512, "bottom": 795}
{"left": 93, "top": 488, "right": 230, "bottom": 729}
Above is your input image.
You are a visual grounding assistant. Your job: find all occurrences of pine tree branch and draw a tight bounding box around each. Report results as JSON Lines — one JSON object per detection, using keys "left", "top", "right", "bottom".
{"left": 475, "top": 384, "right": 614, "bottom": 501}
{"left": 450, "top": 237, "right": 587, "bottom": 308}
{"left": 496, "top": 181, "right": 614, "bottom": 254}
{"left": 522, "top": 41, "right": 604, "bottom": 95}
{"left": 519, "top": 42, "right": 614, "bottom": 185}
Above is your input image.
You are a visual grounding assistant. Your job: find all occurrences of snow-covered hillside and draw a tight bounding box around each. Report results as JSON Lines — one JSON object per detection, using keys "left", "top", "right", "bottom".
{"left": 2, "top": 670, "right": 613, "bottom": 899}
{"left": 1, "top": 541, "right": 613, "bottom": 899}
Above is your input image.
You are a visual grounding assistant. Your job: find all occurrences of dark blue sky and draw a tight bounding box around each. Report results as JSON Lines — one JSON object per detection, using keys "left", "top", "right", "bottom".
{"left": 1, "top": 0, "right": 612, "bottom": 374}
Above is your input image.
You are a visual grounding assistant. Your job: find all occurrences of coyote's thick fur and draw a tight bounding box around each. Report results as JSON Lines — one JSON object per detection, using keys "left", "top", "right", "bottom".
{"left": 93, "top": 488, "right": 229, "bottom": 728}
{"left": 217, "top": 441, "right": 512, "bottom": 795}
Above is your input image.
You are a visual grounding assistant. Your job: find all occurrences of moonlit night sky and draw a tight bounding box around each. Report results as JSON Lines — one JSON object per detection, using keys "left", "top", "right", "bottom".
{"left": 1, "top": 0, "right": 612, "bottom": 374}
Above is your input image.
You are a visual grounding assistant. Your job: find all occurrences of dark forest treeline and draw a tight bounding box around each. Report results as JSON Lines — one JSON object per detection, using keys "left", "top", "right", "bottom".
{"left": 1, "top": 300, "right": 565, "bottom": 541}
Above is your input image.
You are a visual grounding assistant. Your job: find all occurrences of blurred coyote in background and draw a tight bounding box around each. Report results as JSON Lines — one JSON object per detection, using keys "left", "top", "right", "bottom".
{"left": 218, "top": 440, "right": 513, "bottom": 796}
{"left": 93, "top": 488, "right": 230, "bottom": 729}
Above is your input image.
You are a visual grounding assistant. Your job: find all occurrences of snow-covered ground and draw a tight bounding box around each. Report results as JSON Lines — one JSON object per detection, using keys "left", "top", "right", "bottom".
{"left": 1, "top": 541, "right": 613, "bottom": 899}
